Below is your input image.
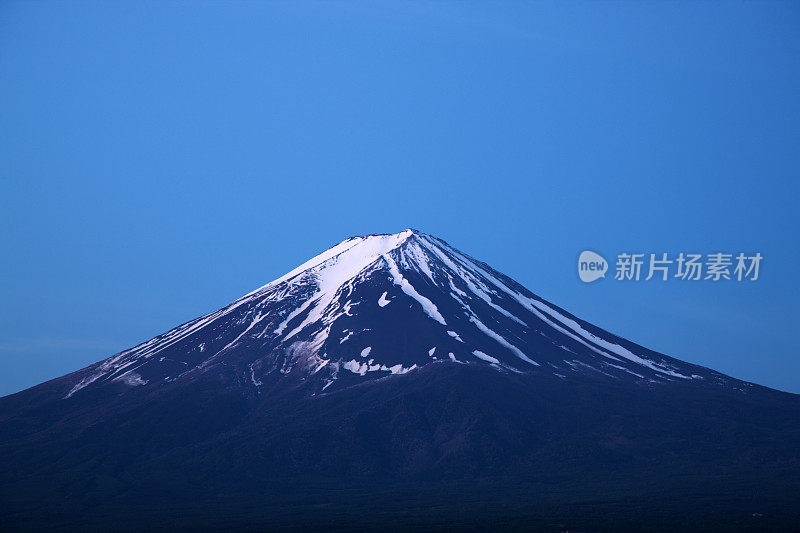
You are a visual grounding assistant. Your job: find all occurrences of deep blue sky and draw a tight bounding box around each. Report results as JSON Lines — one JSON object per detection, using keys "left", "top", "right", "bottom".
{"left": 1, "top": 2, "right": 798, "bottom": 396}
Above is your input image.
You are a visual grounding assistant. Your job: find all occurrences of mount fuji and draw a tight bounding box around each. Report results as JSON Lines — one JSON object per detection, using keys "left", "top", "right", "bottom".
{"left": 1, "top": 230, "right": 798, "bottom": 531}
{"left": 59, "top": 229, "right": 729, "bottom": 396}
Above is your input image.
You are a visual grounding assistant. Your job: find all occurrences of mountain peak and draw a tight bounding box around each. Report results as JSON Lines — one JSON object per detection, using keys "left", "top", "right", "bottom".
{"left": 347, "top": 228, "right": 419, "bottom": 239}
{"left": 59, "top": 229, "right": 741, "bottom": 401}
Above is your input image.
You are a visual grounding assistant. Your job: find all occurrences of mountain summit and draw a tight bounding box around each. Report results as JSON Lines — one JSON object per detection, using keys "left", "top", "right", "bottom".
{"left": 65, "top": 229, "right": 728, "bottom": 400}
{"left": 1, "top": 230, "right": 798, "bottom": 531}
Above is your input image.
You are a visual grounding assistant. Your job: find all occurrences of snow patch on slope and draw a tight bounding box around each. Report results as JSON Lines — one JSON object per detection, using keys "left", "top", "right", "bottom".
{"left": 473, "top": 350, "right": 499, "bottom": 364}
{"left": 468, "top": 315, "right": 539, "bottom": 366}
{"left": 383, "top": 254, "right": 447, "bottom": 326}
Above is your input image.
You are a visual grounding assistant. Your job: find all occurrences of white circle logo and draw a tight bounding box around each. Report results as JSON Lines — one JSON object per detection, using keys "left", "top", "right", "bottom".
{"left": 578, "top": 251, "right": 608, "bottom": 283}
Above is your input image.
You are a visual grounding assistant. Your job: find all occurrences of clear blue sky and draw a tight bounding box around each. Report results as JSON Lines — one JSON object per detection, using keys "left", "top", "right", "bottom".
{"left": 1, "top": 1, "right": 798, "bottom": 396}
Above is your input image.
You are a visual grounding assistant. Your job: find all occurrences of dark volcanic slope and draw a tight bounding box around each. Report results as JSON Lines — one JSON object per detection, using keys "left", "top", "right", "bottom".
{"left": 1, "top": 230, "right": 798, "bottom": 532}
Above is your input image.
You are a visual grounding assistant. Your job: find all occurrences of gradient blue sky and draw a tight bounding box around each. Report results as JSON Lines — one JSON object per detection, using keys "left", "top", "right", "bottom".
{"left": 1, "top": 1, "right": 798, "bottom": 396}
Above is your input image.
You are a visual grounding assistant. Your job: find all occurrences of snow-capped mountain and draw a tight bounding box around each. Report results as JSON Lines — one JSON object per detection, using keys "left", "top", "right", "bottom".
{"left": 64, "top": 229, "right": 731, "bottom": 401}
{"left": 1, "top": 230, "right": 798, "bottom": 531}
